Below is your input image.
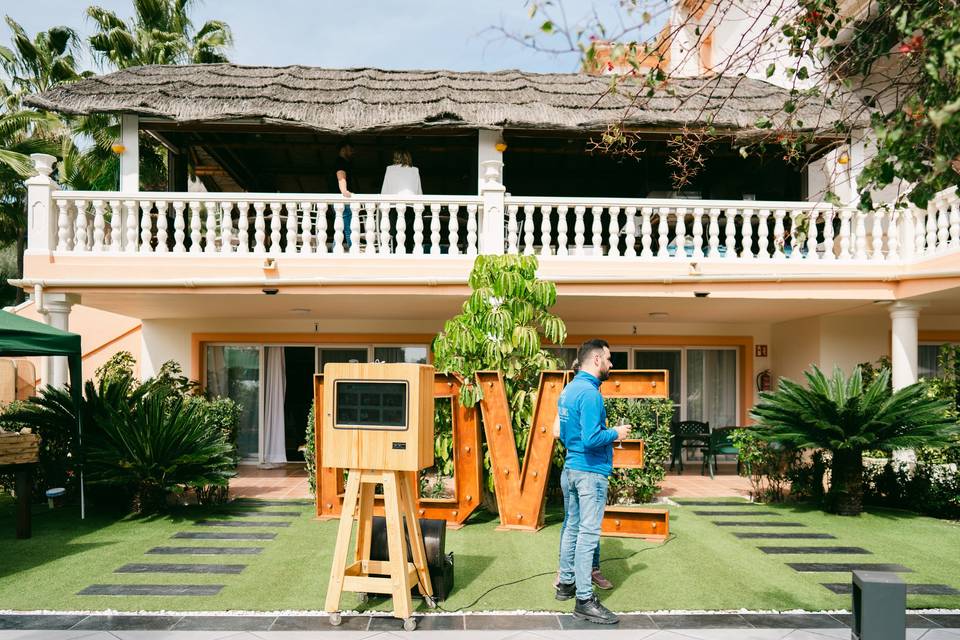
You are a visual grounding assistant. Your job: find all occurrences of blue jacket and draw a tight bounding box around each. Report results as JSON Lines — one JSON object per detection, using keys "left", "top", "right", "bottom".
{"left": 558, "top": 371, "right": 617, "bottom": 477}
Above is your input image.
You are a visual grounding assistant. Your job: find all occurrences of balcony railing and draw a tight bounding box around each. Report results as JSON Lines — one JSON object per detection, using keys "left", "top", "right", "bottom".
{"left": 45, "top": 193, "right": 481, "bottom": 256}
{"left": 24, "top": 154, "right": 960, "bottom": 264}
{"left": 503, "top": 191, "right": 960, "bottom": 262}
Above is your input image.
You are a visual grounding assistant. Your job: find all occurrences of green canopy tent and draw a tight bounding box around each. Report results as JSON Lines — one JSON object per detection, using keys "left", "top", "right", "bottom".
{"left": 0, "top": 311, "right": 85, "bottom": 517}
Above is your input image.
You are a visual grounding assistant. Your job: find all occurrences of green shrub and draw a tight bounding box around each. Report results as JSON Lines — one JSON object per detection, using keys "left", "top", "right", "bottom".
{"left": 2, "top": 352, "right": 240, "bottom": 511}
{"left": 604, "top": 397, "right": 673, "bottom": 504}
{"left": 305, "top": 404, "right": 316, "bottom": 496}
{"left": 751, "top": 365, "right": 958, "bottom": 515}
{"left": 730, "top": 428, "right": 801, "bottom": 503}
{"left": 85, "top": 389, "right": 235, "bottom": 513}
{"left": 863, "top": 459, "right": 960, "bottom": 519}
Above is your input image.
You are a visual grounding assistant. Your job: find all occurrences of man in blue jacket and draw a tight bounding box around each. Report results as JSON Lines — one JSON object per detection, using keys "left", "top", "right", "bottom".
{"left": 555, "top": 339, "right": 629, "bottom": 624}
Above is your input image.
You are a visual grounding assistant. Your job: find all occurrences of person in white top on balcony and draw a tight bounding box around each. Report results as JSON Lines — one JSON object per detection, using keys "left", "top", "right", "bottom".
{"left": 380, "top": 149, "right": 422, "bottom": 196}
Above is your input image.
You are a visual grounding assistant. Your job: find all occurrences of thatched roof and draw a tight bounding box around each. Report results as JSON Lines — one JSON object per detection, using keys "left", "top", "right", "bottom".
{"left": 25, "top": 64, "right": 860, "bottom": 135}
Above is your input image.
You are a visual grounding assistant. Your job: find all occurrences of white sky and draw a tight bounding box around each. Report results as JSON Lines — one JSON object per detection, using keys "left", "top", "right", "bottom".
{"left": 3, "top": 0, "right": 662, "bottom": 74}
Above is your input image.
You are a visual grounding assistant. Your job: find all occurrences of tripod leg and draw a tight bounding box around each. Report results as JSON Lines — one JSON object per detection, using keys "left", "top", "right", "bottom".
{"left": 356, "top": 481, "right": 375, "bottom": 567}
{"left": 382, "top": 471, "right": 413, "bottom": 620}
{"left": 401, "top": 470, "right": 433, "bottom": 598}
{"left": 325, "top": 469, "right": 361, "bottom": 612}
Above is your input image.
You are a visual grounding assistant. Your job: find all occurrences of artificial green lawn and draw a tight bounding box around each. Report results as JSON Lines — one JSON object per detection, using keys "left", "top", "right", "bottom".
{"left": 0, "top": 496, "right": 957, "bottom": 612}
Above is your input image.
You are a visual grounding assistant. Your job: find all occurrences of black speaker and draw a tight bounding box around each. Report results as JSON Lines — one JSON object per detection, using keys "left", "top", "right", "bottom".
{"left": 369, "top": 516, "right": 454, "bottom": 601}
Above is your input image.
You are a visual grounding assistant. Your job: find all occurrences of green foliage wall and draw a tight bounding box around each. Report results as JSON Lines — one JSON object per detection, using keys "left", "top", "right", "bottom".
{"left": 604, "top": 397, "right": 673, "bottom": 504}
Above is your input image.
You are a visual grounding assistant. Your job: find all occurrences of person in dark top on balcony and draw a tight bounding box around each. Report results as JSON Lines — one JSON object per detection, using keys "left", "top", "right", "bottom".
{"left": 333, "top": 140, "right": 354, "bottom": 249}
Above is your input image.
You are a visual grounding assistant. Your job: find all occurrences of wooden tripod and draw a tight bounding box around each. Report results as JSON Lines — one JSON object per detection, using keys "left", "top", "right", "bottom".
{"left": 325, "top": 469, "right": 434, "bottom": 625}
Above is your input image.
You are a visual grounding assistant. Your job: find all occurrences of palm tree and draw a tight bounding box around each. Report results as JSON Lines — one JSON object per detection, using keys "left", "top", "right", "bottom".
{"left": 0, "top": 18, "right": 86, "bottom": 303}
{"left": 87, "top": 0, "right": 233, "bottom": 68}
{"left": 0, "top": 17, "right": 86, "bottom": 104}
{"left": 750, "top": 366, "right": 959, "bottom": 516}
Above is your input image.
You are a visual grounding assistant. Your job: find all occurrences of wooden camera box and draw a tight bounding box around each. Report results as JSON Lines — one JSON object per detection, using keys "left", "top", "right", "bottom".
{"left": 320, "top": 363, "right": 435, "bottom": 472}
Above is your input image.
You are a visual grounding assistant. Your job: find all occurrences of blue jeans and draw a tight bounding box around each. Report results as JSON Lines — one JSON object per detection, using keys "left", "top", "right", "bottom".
{"left": 558, "top": 467, "right": 608, "bottom": 600}
{"left": 559, "top": 503, "right": 601, "bottom": 571}
{"left": 342, "top": 204, "right": 352, "bottom": 249}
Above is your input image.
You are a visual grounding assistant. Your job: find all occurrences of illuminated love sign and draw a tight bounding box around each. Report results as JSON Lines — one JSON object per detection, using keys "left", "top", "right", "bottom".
{"left": 313, "top": 370, "right": 667, "bottom": 532}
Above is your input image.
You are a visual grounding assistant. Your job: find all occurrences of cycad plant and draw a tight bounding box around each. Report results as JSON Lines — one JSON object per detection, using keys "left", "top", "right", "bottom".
{"left": 85, "top": 389, "right": 235, "bottom": 513}
{"left": 750, "top": 366, "right": 959, "bottom": 515}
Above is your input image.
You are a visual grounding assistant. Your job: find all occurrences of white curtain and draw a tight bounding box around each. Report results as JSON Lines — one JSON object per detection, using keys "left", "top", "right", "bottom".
{"left": 261, "top": 346, "right": 287, "bottom": 468}
{"left": 686, "top": 349, "right": 738, "bottom": 428}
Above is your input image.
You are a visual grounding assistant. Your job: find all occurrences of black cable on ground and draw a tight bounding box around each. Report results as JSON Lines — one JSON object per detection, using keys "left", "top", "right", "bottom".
{"left": 435, "top": 532, "right": 678, "bottom": 613}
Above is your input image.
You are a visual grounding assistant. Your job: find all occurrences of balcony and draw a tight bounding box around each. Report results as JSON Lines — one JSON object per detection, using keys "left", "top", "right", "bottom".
{"left": 21, "top": 155, "right": 960, "bottom": 290}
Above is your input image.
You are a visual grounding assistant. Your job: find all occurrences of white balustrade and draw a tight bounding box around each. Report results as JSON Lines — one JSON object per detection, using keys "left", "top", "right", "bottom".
{"left": 42, "top": 190, "right": 960, "bottom": 264}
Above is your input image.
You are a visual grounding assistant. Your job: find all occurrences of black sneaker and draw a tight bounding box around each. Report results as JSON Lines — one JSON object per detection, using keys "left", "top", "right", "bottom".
{"left": 555, "top": 582, "right": 576, "bottom": 601}
{"left": 573, "top": 595, "right": 619, "bottom": 624}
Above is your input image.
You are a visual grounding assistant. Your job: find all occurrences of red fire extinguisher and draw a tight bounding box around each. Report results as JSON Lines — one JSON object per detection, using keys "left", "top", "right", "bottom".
{"left": 756, "top": 369, "right": 772, "bottom": 392}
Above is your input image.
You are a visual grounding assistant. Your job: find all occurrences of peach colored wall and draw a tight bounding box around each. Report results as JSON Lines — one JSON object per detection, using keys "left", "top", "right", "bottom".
{"left": 9, "top": 301, "right": 141, "bottom": 384}
{"left": 771, "top": 316, "right": 821, "bottom": 384}
{"left": 773, "top": 313, "right": 960, "bottom": 383}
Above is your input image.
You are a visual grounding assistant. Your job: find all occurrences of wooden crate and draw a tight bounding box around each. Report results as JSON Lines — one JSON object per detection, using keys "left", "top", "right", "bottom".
{"left": 612, "top": 439, "right": 645, "bottom": 469}
{"left": 0, "top": 431, "right": 40, "bottom": 465}
{"left": 601, "top": 505, "right": 669, "bottom": 542}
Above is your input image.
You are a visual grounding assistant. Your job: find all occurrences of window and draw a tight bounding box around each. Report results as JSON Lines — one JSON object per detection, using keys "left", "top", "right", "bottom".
{"left": 920, "top": 344, "right": 944, "bottom": 379}
{"left": 374, "top": 346, "right": 428, "bottom": 364}
{"left": 634, "top": 346, "right": 738, "bottom": 426}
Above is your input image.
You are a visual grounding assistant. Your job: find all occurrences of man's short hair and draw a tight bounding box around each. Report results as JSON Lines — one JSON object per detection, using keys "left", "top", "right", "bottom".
{"left": 577, "top": 338, "right": 609, "bottom": 367}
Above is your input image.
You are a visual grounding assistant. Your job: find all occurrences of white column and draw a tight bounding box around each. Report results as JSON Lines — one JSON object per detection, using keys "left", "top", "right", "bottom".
{"left": 890, "top": 302, "right": 920, "bottom": 391}
{"left": 477, "top": 129, "right": 503, "bottom": 194}
{"left": 119, "top": 114, "right": 140, "bottom": 193}
{"left": 25, "top": 154, "right": 58, "bottom": 253}
{"left": 479, "top": 159, "right": 505, "bottom": 255}
{"left": 42, "top": 293, "right": 80, "bottom": 389}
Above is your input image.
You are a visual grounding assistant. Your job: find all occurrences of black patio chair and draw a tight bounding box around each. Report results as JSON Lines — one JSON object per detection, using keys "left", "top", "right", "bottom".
{"left": 670, "top": 420, "right": 710, "bottom": 474}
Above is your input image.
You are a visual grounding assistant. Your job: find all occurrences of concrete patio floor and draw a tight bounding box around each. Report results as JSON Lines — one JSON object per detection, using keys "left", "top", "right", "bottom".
{"left": 0, "top": 612, "right": 958, "bottom": 639}
{"left": 229, "top": 463, "right": 753, "bottom": 501}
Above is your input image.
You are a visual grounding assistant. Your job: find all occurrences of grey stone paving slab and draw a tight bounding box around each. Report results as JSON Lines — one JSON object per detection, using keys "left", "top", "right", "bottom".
{"left": 77, "top": 584, "right": 224, "bottom": 596}
{"left": 734, "top": 533, "right": 836, "bottom": 539}
{"left": 368, "top": 615, "right": 464, "bottom": 631}
{"left": 115, "top": 563, "right": 246, "bottom": 574}
{"left": 214, "top": 511, "right": 302, "bottom": 517}
{"left": 787, "top": 562, "right": 912, "bottom": 572}
{"left": 269, "top": 616, "right": 368, "bottom": 631}
{"left": 758, "top": 546, "right": 871, "bottom": 554}
{"left": 173, "top": 532, "right": 276, "bottom": 540}
{"left": 906, "top": 615, "right": 944, "bottom": 628}
{"left": 147, "top": 546, "right": 264, "bottom": 555}
{"left": 650, "top": 614, "right": 750, "bottom": 629}
{"left": 823, "top": 583, "right": 960, "bottom": 595}
{"left": 0, "top": 616, "right": 88, "bottom": 630}
{"left": 70, "top": 615, "right": 183, "bottom": 630}
{"left": 694, "top": 511, "right": 779, "bottom": 516}
{"left": 712, "top": 521, "right": 805, "bottom": 527}
{"left": 194, "top": 520, "right": 291, "bottom": 527}
{"left": 558, "top": 613, "right": 657, "bottom": 630}
{"left": 464, "top": 615, "right": 561, "bottom": 630}
{"left": 923, "top": 615, "right": 960, "bottom": 627}
{"left": 172, "top": 616, "right": 276, "bottom": 631}
{"left": 739, "top": 614, "right": 843, "bottom": 628}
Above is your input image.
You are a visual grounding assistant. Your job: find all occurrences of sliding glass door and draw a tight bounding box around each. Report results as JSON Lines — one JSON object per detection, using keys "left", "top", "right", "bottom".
{"left": 206, "top": 345, "right": 262, "bottom": 460}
